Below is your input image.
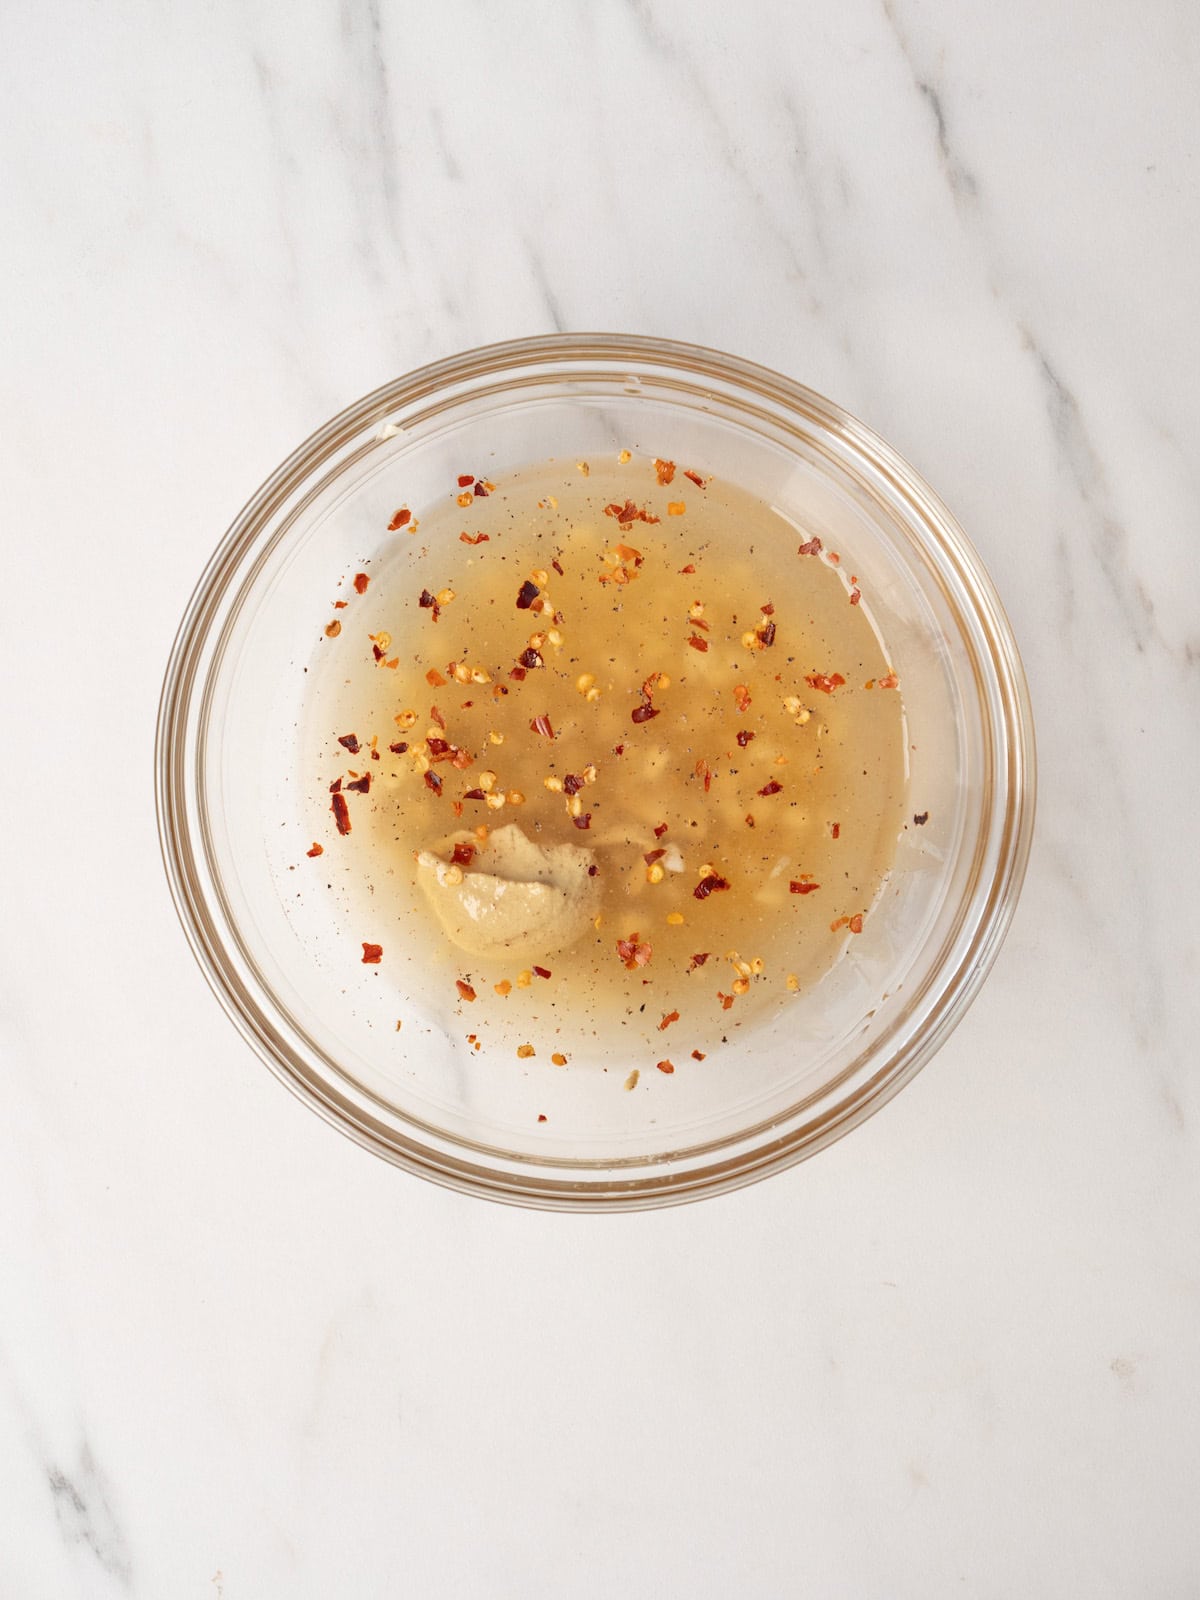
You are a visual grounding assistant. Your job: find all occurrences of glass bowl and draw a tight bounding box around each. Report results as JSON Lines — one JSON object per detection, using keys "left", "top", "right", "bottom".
{"left": 156, "top": 334, "right": 1035, "bottom": 1209}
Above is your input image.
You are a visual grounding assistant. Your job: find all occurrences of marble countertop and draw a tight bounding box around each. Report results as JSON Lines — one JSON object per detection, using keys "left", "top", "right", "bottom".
{"left": 3, "top": 1, "right": 1198, "bottom": 1594}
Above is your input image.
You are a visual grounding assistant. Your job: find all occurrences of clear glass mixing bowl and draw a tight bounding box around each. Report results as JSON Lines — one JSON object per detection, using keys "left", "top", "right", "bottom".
{"left": 156, "top": 335, "right": 1035, "bottom": 1209}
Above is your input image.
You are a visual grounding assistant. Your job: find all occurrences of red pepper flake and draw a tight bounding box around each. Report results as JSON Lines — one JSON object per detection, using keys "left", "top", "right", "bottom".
{"left": 450, "top": 748, "right": 473, "bottom": 770}
{"left": 418, "top": 589, "right": 435, "bottom": 608}
{"left": 877, "top": 673, "right": 899, "bottom": 690}
{"left": 693, "top": 873, "right": 730, "bottom": 900}
{"left": 733, "top": 685, "right": 752, "bottom": 714}
{"left": 372, "top": 644, "right": 384, "bottom": 662}
{"left": 530, "top": 714, "right": 555, "bottom": 739}
{"left": 333, "top": 600, "right": 348, "bottom": 609}
{"left": 828, "top": 552, "right": 840, "bottom": 565}
{"left": 654, "top": 459, "right": 676, "bottom": 485}
{"left": 789, "top": 879, "right": 820, "bottom": 894}
{"left": 387, "top": 507, "right": 412, "bottom": 530}
{"left": 683, "top": 469, "right": 706, "bottom": 489}
{"left": 473, "top": 480, "right": 488, "bottom": 498}
{"left": 551, "top": 558, "right": 564, "bottom": 576}
{"left": 758, "top": 780, "right": 783, "bottom": 797}
{"left": 691, "top": 1049, "right": 706, "bottom": 1061}
{"left": 329, "top": 777, "right": 342, "bottom": 794}
{"left": 913, "top": 812, "right": 929, "bottom": 826}
{"left": 459, "top": 530, "right": 490, "bottom": 544}
{"left": 644, "top": 848, "right": 666, "bottom": 865}
{"left": 805, "top": 673, "right": 846, "bottom": 694}
{"left": 587, "top": 863, "right": 598, "bottom": 876}
{"left": 456, "top": 473, "right": 474, "bottom": 487}
{"left": 797, "top": 536, "right": 823, "bottom": 556}
{"left": 451, "top": 841, "right": 476, "bottom": 867}
{"left": 353, "top": 572, "right": 369, "bottom": 594}
{"left": 332, "top": 793, "right": 351, "bottom": 835}
{"left": 426, "top": 738, "right": 450, "bottom": 759}
{"left": 572, "top": 812, "right": 592, "bottom": 830}
{"left": 616, "top": 934, "right": 653, "bottom": 970}
{"left": 849, "top": 587, "right": 861, "bottom": 605}
{"left": 426, "top": 668, "right": 446, "bottom": 687}
{"left": 679, "top": 563, "right": 696, "bottom": 574}
{"left": 631, "top": 703, "right": 660, "bottom": 724}
{"left": 760, "top": 620, "right": 777, "bottom": 648}
{"left": 736, "top": 730, "right": 755, "bottom": 748}
{"left": 537, "top": 1113, "right": 547, "bottom": 1123}
{"left": 658, "top": 1010, "right": 680, "bottom": 1031}
{"left": 389, "top": 742, "right": 408, "bottom": 755}
{"left": 655, "top": 1059, "right": 675, "bottom": 1074}
{"left": 306, "top": 843, "right": 324, "bottom": 858}
{"left": 346, "top": 773, "right": 371, "bottom": 794}
{"left": 451, "top": 801, "right": 463, "bottom": 817}
{"left": 830, "top": 915, "right": 864, "bottom": 933}
{"left": 532, "top": 966, "right": 552, "bottom": 979}
{"left": 516, "top": 579, "right": 540, "bottom": 609}
{"left": 463, "top": 787, "right": 486, "bottom": 801}
{"left": 361, "top": 942, "right": 383, "bottom": 964}
{"left": 338, "top": 733, "right": 360, "bottom": 753}
{"left": 603, "top": 499, "right": 660, "bottom": 526}
{"left": 717, "top": 991, "right": 735, "bottom": 1011}
{"left": 695, "top": 758, "right": 713, "bottom": 793}
{"left": 562, "top": 772, "right": 584, "bottom": 795}
{"left": 653, "top": 822, "right": 668, "bottom": 838}
{"left": 423, "top": 771, "right": 443, "bottom": 795}
{"left": 518, "top": 647, "right": 544, "bottom": 670}
{"left": 687, "top": 633, "right": 710, "bottom": 653}
{"left": 456, "top": 979, "right": 477, "bottom": 1002}
{"left": 429, "top": 704, "right": 446, "bottom": 730}
{"left": 509, "top": 665, "right": 527, "bottom": 682}
{"left": 745, "top": 813, "right": 755, "bottom": 828}
{"left": 831, "top": 822, "right": 841, "bottom": 839}
{"left": 849, "top": 914, "right": 864, "bottom": 934}
{"left": 689, "top": 952, "right": 710, "bottom": 970}
{"left": 690, "top": 616, "right": 710, "bottom": 632}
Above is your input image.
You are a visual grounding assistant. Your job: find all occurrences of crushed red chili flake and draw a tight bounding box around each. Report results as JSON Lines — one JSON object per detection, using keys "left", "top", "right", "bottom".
{"left": 452, "top": 801, "right": 463, "bottom": 817}
{"left": 678, "top": 563, "right": 696, "bottom": 574}
{"left": 361, "top": 943, "right": 383, "bottom": 964}
{"left": 306, "top": 843, "right": 323, "bottom": 858}
{"left": 587, "top": 863, "right": 598, "bottom": 876}
{"left": 831, "top": 822, "right": 841, "bottom": 838}
{"left": 849, "top": 587, "right": 861, "bottom": 605}
{"left": 689, "top": 952, "right": 711, "bottom": 970}
{"left": 473, "top": 481, "right": 488, "bottom": 497}
{"left": 463, "top": 787, "right": 485, "bottom": 801}
{"left": 654, "top": 459, "right": 676, "bottom": 485}
{"left": 332, "top": 793, "right": 351, "bottom": 835}
{"left": 631, "top": 704, "right": 660, "bottom": 724}
{"left": 516, "top": 579, "right": 540, "bottom": 609}
{"left": 423, "top": 771, "right": 443, "bottom": 794}
{"left": 533, "top": 966, "right": 552, "bottom": 979}
{"left": 761, "top": 621, "right": 777, "bottom": 648}
{"left": 616, "top": 934, "right": 653, "bottom": 970}
{"left": 518, "top": 647, "right": 544, "bottom": 670}
{"left": 426, "top": 738, "right": 450, "bottom": 759}
{"left": 849, "top": 914, "right": 864, "bottom": 934}
{"left": 733, "top": 685, "right": 752, "bottom": 713}
{"left": 418, "top": 589, "right": 435, "bottom": 609}
{"left": 388, "top": 508, "right": 412, "bottom": 530}
{"left": 745, "top": 814, "right": 755, "bottom": 827}
{"left": 388, "top": 741, "right": 408, "bottom": 754}
{"left": 658, "top": 1010, "right": 680, "bottom": 1031}
{"left": 456, "top": 474, "right": 474, "bottom": 487}
{"left": 654, "top": 822, "right": 668, "bottom": 838}
{"left": 695, "top": 758, "right": 713, "bottom": 793}
{"left": 655, "top": 1059, "right": 675, "bottom": 1074}
{"left": 451, "top": 841, "right": 475, "bottom": 867}
{"left": 789, "top": 880, "right": 820, "bottom": 894}
{"left": 551, "top": 557, "right": 564, "bottom": 576}
{"left": 694, "top": 874, "right": 730, "bottom": 900}
{"left": 346, "top": 773, "right": 371, "bottom": 794}
{"left": 805, "top": 673, "right": 845, "bottom": 694}
{"left": 604, "top": 499, "right": 660, "bottom": 526}
{"left": 329, "top": 777, "right": 342, "bottom": 794}
{"left": 717, "top": 991, "right": 735, "bottom": 1011}
{"left": 913, "top": 812, "right": 929, "bottom": 826}
{"left": 426, "top": 668, "right": 446, "bottom": 687}
{"left": 450, "top": 747, "right": 473, "bottom": 769}
{"left": 456, "top": 979, "right": 477, "bottom": 1002}
{"left": 459, "top": 531, "right": 489, "bottom": 545}
{"left": 877, "top": 673, "right": 899, "bottom": 690}
{"left": 333, "top": 600, "right": 348, "bottom": 609}
{"left": 530, "top": 714, "right": 555, "bottom": 739}
{"left": 690, "top": 615, "right": 710, "bottom": 632}
{"left": 758, "top": 780, "right": 783, "bottom": 797}
{"left": 353, "top": 572, "right": 369, "bottom": 594}
{"left": 644, "top": 848, "right": 666, "bottom": 865}
{"left": 509, "top": 665, "right": 527, "bottom": 682}
{"left": 372, "top": 644, "right": 384, "bottom": 662}
{"left": 562, "top": 772, "right": 584, "bottom": 794}
{"left": 683, "top": 469, "right": 706, "bottom": 489}
{"left": 797, "top": 536, "right": 823, "bottom": 556}
{"left": 687, "top": 634, "right": 710, "bottom": 653}
{"left": 572, "top": 812, "right": 592, "bottom": 830}
{"left": 338, "top": 733, "right": 360, "bottom": 753}
{"left": 736, "top": 730, "right": 755, "bottom": 747}
{"left": 430, "top": 705, "right": 446, "bottom": 729}
{"left": 537, "top": 1113, "right": 547, "bottom": 1123}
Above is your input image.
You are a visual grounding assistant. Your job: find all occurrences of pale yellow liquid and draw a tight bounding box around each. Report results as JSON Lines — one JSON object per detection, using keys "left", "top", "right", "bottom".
{"left": 318, "top": 456, "right": 906, "bottom": 1067}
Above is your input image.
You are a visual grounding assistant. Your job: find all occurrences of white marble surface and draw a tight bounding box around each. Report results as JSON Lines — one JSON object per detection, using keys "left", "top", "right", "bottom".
{"left": 3, "top": 0, "right": 1199, "bottom": 1593}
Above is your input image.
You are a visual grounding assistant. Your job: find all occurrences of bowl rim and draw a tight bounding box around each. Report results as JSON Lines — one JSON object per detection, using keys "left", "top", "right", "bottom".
{"left": 156, "top": 332, "right": 1037, "bottom": 1210}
